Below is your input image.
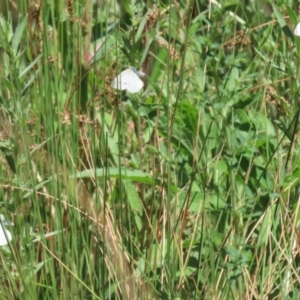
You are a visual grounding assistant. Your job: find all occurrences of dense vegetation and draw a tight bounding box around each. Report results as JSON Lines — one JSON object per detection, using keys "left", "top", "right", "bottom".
{"left": 0, "top": 1, "right": 300, "bottom": 299}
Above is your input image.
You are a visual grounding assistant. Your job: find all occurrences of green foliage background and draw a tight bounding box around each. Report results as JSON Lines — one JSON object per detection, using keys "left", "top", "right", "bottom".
{"left": 0, "top": 0, "right": 300, "bottom": 299}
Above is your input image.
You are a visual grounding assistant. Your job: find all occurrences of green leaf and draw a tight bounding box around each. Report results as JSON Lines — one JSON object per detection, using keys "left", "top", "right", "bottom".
{"left": 70, "top": 168, "right": 154, "bottom": 184}
{"left": 19, "top": 54, "right": 42, "bottom": 79}
{"left": 272, "top": 5, "right": 286, "bottom": 28}
{"left": 12, "top": 16, "right": 28, "bottom": 53}
{"left": 126, "top": 182, "right": 143, "bottom": 231}
{"left": 285, "top": 5, "right": 298, "bottom": 25}
{"left": 135, "top": 14, "right": 147, "bottom": 41}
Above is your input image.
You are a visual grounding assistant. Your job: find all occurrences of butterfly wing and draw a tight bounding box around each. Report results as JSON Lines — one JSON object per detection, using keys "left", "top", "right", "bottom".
{"left": 295, "top": 23, "right": 300, "bottom": 36}
{"left": 111, "top": 69, "right": 129, "bottom": 91}
{"left": 126, "top": 71, "right": 144, "bottom": 93}
{"left": 0, "top": 224, "right": 11, "bottom": 246}
{"left": 111, "top": 68, "right": 144, "bottom": 93}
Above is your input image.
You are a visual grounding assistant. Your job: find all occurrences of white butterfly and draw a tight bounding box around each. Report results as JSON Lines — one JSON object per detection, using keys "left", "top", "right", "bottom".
{"left": 0, "top": 216, "right": 12, "bottom": 246}
{"left": 111, "top": 67, "right": 144, "bottom": 94}
{"left": 294, "top": 22, "right": 300, "bottom": 36}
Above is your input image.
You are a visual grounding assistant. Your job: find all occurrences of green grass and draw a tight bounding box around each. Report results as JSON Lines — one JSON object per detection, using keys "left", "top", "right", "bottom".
{"left": 0, "top": 0, "right": 300, "bottom": 299}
